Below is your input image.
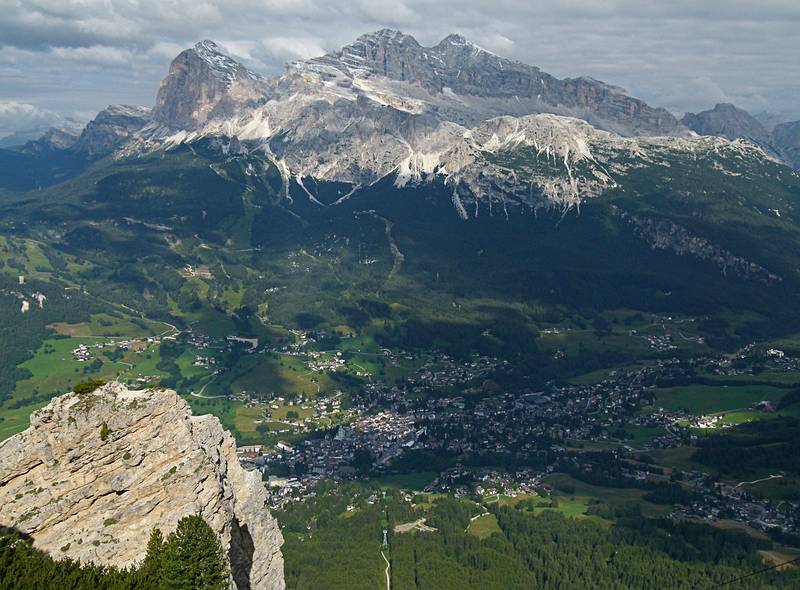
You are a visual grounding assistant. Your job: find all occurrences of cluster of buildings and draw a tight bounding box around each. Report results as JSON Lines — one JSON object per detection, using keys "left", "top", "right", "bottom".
{"left": 307, "top": 351, "right": 346, "bottom": 372}
{"left": 234, "top": 342, "right": 800, "bottom": 534}
{"left": 672, "top": 473, "right": 799, "bottom": 536}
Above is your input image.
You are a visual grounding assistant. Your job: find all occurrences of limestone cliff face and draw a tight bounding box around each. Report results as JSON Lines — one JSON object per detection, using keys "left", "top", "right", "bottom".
{"left": 153, "top": 40, "right": 266, "bottom": 129}
{"left": 0, "top": 383, "right": 284, "bottom": 590}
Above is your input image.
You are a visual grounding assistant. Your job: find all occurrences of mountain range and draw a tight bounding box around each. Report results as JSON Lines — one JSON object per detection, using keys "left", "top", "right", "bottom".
{"left": 0, "top": 30, "right": 795, "bottom": 217}
{"left": 2, "top": 29, "right": 800, "bottom": 590}
{"left": 0, "top": 30, "right": 798, "bottom": 346}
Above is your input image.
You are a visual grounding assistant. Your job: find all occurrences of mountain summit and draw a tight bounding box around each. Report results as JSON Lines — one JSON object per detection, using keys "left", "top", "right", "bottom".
{"left": 153, "top": 40, "right": 266, "bottom": 129}
{"left": 305, "top": 29, "right": 683, "bottom": 135}
{"left": 149, "top": 30, "right": 683, "bottom": 137}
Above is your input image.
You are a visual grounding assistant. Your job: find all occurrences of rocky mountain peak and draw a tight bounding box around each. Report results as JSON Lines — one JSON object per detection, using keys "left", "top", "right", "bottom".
{"left": 192, "top": 40, "right": 263, "bottom": 85}
{"left": 300, "top": 29, "right": 682, "bottom": 135}
{"left": 152, "top": 40, "right": 265, "bottom": 129}
{"left": 435, "top": 33, "right": 495, "bottom": 57}
{"left": 0, "top": 382, "right": 285, "bottom": 590}
{"left": 72, "top": 104, "right": 151, "bottom": 157}
{"left": 358, "top": 28, "right": 420, "bottom": 46}
{"left": 773, "top": 120, "right": 800, "bottom": 169}
{"left": 21, "top": 125, "right": 81, "bottom": 154}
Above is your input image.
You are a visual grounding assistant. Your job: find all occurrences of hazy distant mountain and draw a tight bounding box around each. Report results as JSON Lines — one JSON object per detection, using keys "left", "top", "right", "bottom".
{"left": 20, "top": 126, "right": 81, "bottom": 154}
{"left": 754, "top": 110, "right": 790, "bottom": 133}
{"left": 682, "top": 103, "right": 773, "bottom": 148}
{"left": 773, "top": 121, "right": 800, "bottom": 169}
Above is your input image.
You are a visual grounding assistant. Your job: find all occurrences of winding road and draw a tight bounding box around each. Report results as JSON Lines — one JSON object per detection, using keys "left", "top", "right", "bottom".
{"left": 381, "top": 550, "right": 391, "bottom": 590}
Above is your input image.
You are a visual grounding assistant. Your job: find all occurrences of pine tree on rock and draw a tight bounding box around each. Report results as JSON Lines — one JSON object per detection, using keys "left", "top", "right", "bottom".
{"left": 161, "top": 515, "right": 230, "bottom": 590}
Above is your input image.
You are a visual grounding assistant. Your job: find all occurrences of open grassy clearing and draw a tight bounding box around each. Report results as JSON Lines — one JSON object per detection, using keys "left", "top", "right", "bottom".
{"left": 234, "top": 404, "right": 267, "bottom": 433}
{"left": 0, "top": 402, "right": 49, "bottom": 440}
{"left": 646, "top": 446, "right": 712, "bottom": 474}
{"left": 653, "top": 384, "right": 786, "bottom": 414}
{"left": 542, "top": 473, "right": 671, "bottom": 518}
{"left": 227, "top": 354, "right": 336, "bottom": 397}
{"left": 531, "top": 497, "right": 591, "bottom": 518}
{"left": 49, "top": 313, "right": 162, "bottom": 338}
{"left": 370, "top": 472, "right": 438, "bottom": 491}
{"left": 624, "top": 424, "right": 666, "bottom": 443}
{"left": 13, "top": 337, "right": 127, "bottom": 397}
{"left": 742, "top": 476, "right": 800, "bottom": 501}
{"left": 759, "top": 548, "right": 800, "bottom": 569}
{"left": 467, "top": 513, "right": 501, "bottom": 539}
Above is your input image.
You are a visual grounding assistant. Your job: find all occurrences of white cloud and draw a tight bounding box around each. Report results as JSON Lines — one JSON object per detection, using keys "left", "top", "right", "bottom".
{"left": 260, "top": 37, "right": 326, "bottom": 62}
{"left": 0, "top": 101, "right": 62, "bottom": 136}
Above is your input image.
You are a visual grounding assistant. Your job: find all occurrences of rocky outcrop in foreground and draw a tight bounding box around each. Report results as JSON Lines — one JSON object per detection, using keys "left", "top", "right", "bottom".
{"left": 0, "top": 382, "right": 284, "bottom": 590}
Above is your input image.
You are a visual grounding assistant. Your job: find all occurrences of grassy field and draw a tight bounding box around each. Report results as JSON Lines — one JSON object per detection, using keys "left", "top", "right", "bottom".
{"left": 714, "top": 410, "right": 771, "bottom": 427}
{"left": 653, "top": 384, "right": 786, "bottom": 414}
{"left": 227, "top": 353, "right": 336, "bottom": 397}
{"left": 467, "top": 513, "right": 502, "bottom": 539}
{"left": 50, "top": 313, "right": 162, "bottom": 338}
{"left": 624, "top": 424, "right": 666, "bottom": 443}
{"left": 699, "top": 370, "right": 800, "bottom": 387}
{"left": 234, "top": 404, "right": 267, "bottom": 433}
{"left": 646, "top": 446, "right": 711, "bottom": 474}
{"left": 370, "top": 472, "right": 438, "bottom": 491}
{"left": 0, "top": 402, "right": 49, "bottom": 440}
{"left": 740, "top": 476, "right": 800, "bottom": 501}
{"left": 531, "top": 497, "right": 591, "bottom": 518}
{"left": 542, "top": 473, "right": 671, "bottom": 518}
{"left": 13, "top": 337, "right": 128, "bottom": 397}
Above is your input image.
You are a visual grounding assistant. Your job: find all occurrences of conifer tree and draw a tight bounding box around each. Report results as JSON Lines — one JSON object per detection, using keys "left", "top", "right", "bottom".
{"left": 160, "top": 515, "right": 230, "bottom": 590}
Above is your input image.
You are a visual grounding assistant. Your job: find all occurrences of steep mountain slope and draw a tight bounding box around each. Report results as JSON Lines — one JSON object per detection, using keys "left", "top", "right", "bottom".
{"left": 71, "top": 104, "right": 151, "bottom": 157}
{"left": 21, "top": 126, "right": 81, "bottom": 153}
{"left": 153, "top": 40, "right": 267, "bottom": 129}
{"left": 0, "top": 382, "right": 285, "bottom": 590}
{"left": 0, "top": 30, "right": 690, "bottom": 197}
{"left": 0, "top": 105, "right": 151, "bottom": 194}
{"left": 6, "top": 122, "right": 799, "bottom": 341}
{"left": 2, "top": 30, "right": 800, "bottom": 372}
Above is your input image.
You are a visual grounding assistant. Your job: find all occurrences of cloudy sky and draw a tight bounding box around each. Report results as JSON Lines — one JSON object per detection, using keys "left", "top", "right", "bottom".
{"left": 1, "top": 0, "right": 798, "bottom": 137}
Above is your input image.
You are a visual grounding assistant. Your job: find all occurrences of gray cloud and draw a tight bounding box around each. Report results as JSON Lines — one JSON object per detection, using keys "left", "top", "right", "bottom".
{"left": 1, "top": 0, "right": 798, "bottom": 134}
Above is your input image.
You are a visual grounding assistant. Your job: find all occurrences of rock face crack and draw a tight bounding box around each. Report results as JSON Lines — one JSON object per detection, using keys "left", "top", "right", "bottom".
{"left": 0, "top": 383, "right": 285, "bottom": 590}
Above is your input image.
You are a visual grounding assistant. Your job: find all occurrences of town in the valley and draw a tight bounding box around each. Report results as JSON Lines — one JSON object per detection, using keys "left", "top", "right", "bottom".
{"left": 223, "top": 339, "right": 800, "bottom": 540}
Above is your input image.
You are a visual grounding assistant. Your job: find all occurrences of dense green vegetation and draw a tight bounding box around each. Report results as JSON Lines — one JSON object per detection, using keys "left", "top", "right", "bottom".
{"left": 0, "top": 515, "right": 229, "bottom": 590}
{"left": 2, "top": 140, "right": 799, "bottom": 440}
{"left": 693, "top": 416, "right": 800, "bottom": 480}
{"left": 278, "top": 483, "right": 800, "bottom": 589}
{"left": 2, "top": 124, "right": 800, "bottom": 588}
